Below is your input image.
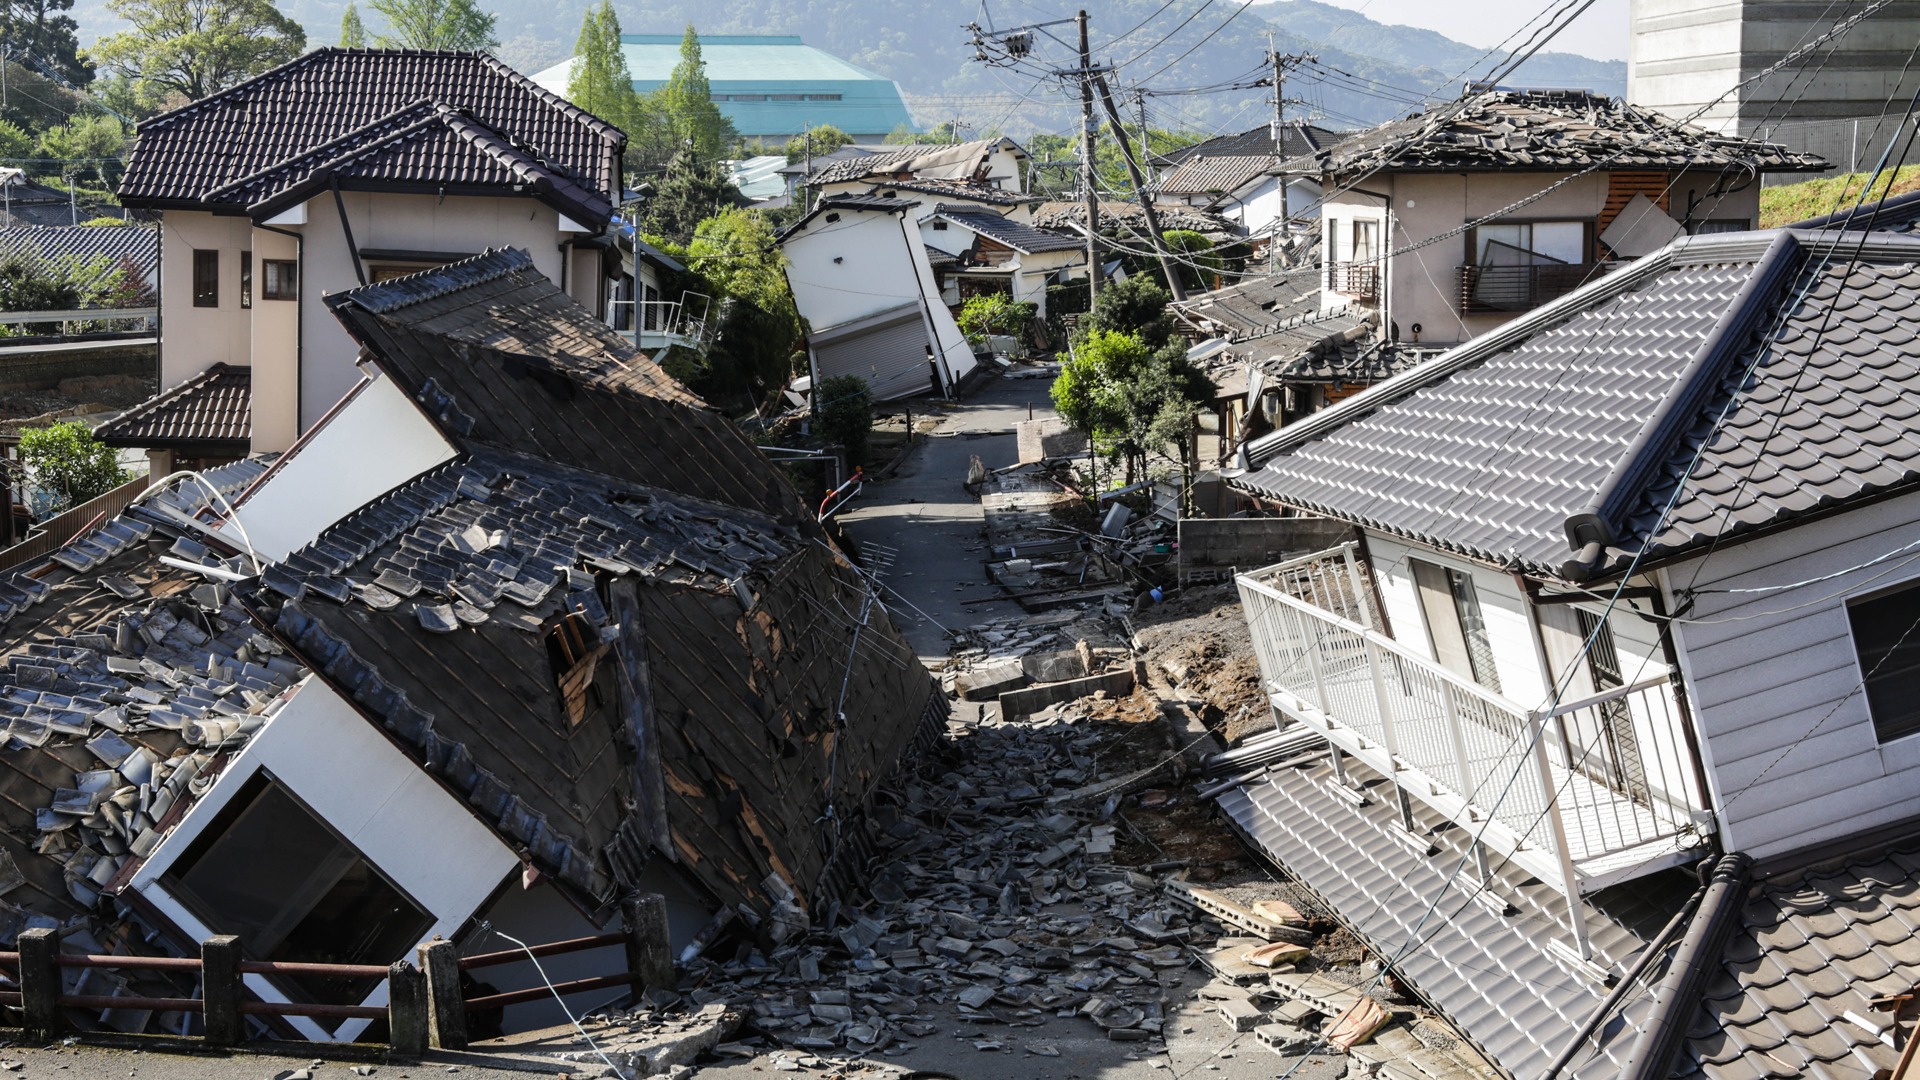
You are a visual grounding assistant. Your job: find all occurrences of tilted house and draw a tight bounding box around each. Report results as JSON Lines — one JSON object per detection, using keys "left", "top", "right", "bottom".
{"left": 1217, "top": 223, "right": 1920, "bottom": 1078}
{"left": 99, "top": 48, "right": 626, "bottom": 468}
{"left": 0, "top": 249, "right": 936, "bottom": 1041}
{"left": 919, "top": 204, "right": 1085, "bottom": 319}
{"left": 1292, "top": 89, "right": 1824, "bottom": 350}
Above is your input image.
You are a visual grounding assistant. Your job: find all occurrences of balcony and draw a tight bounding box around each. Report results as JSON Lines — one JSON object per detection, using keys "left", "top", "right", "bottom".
{"left": 1456, "top": 262, "right": 1616, "bottom": 314}
{"left": 610, "top": 291, "right": 714, "bottom": 353}
{"left": 1326, "top": 261, "right": 1379, "bottom": 301}
{"left": 1236, "top": 544, "right": 1709, "bottom": 959}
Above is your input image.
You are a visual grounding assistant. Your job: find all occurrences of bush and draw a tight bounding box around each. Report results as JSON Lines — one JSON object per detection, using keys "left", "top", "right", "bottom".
{"left": 18, "top": 421, "right": 129, "bottom": 514}
{"left": 956, "top": 293, "right": 1037, "bottom": 345}
{"left": 815, "top": 374, "right": 874, "bottom": 464}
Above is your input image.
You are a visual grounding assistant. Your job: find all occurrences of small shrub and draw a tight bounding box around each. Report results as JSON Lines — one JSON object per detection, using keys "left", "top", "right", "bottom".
{"left": 816, "top": 373, "right": 874, "bottom": 464}
{"left": 956, "top": 293, "right": 1037, "bottom": 346}
{"left": 18, "top": 421, "right": 129, "bottom": 514}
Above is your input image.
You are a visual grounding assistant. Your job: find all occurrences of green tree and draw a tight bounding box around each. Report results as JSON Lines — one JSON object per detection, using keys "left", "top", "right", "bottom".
{"left": 17, "top": 420, "right": 128, "bottom": 513}
{"left": 0, "top": 248, "right": 152, "bottom": 335}
{"left": 0, "top": 119, "right": 31, "bottom": 160}
{"left": 640, "top": 147, "right": 741, "bottom": 245}
{"left": 784, "top": 123, "right": 852, "bottom": 165}
{"left": 567, "top": 1, "right": 639, "bottom": 133}
{"left": 369, "top": 0, "right": 497, "bottom": 50}
{"left": 1078, "top": 273, "right": 1176, "bottom": 350}
{"left": 88, "top": 72, "right": 179, "bottom": 122}
{"left": 816, "top": 373, "right": 873, "bottom": 464}
{"left": 36, "top": 114, "right": 128, "bottom": 185}
{"left": 657, "top": 26, "right": 733, "bottom": 159}
{"left": 2, "top": 0, "right": 92, "bottom": 86}
{"left": 89, "top": 0, "right": 305, "bottom": 101}
{"left": 339, "top": 2, "right": 367, "bottom": 46}
{"left": 1051, "top": 328, "right": 1207, "bottom": 484}
{"left": 956, "top": 293, "right": 1035, "bottom": 345}
{"left": 1162, "top": 229, "right": 1222, "bottom": 292}
{"left": 881, "top": 123, "right": 919, "bottom": 145}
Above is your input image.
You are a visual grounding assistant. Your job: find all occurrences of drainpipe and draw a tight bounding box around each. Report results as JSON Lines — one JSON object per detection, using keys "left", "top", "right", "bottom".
{"left": 1646, "top": 580, "right": 1716, "bottom": 824}
{"left": 329, "top": 178, "right": 367, "bottom": 287}
{"left": 1616, "top": 852, "right": 1752, "bottom": 1080}
{"left": 253, "top": 220, "right": 304, "bottom": 441}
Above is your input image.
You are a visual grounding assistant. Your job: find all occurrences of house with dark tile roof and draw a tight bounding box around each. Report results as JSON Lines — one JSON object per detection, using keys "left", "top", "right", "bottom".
{"left": 1208, "top": 223, "right": 1920, "bottom": 1080}
{"left": 919, "top": 204, "right": 1087, "bottom": 320}
{"left": 106, "top": 47, "right": 627, "bottom": 469}
{"left": 1148, "top": 122, "right": 1350, "bottom": 244}
{"left": 0, "top": 224, "right": 158, "bottom": 294}
{"left": 0, "top": 247, "right": 936, "bottom": 1043}
{"left": 1289, "top": 88, "right": 1825, "bottom": 350}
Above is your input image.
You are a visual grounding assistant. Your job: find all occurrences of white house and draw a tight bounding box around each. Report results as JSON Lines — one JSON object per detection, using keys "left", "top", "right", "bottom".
{"left": 778, "top": 194, "right": 975, "bottom": 401}
{"left": 1218, "top": 222, "right": 1920, "bottom": 1080}
{"left": 918, "top": 203, "right": 1085, "bottom": 317}
{"left": 98, "top": 48, "right": 626, "bottom": 468}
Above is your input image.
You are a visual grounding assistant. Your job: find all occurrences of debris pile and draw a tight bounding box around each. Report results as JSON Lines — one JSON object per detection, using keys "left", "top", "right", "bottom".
{"left": 1132, "top": 582, "right": 1268, "bottom": 744}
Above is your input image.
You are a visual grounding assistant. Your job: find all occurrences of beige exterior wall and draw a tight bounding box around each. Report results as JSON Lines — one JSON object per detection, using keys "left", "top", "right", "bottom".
{"left": 157, "top": 212, "right": 255, "bottom": 386}
{"left": 248, "top": 226, "right": 301, "bottom": 452}
{"left": 1322, "top": 169, "right": 1762, "bottom": 348}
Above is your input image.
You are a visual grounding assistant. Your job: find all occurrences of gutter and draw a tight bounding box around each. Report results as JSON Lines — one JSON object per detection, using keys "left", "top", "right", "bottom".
{"left": 1616, "top": 852, "right": 1752, "bottom": 1080}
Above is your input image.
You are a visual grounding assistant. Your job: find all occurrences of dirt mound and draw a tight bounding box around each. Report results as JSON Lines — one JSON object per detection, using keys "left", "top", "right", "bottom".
{"left": 1132, "top": 583, "right": 1267, "bottom": 743}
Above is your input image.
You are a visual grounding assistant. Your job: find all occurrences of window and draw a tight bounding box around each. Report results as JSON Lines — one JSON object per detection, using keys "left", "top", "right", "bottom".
{"left": 1848, "top": 579, "right": 1920, "bottom": 743}
{"left": 262, "top": 259, "right": 298, "bottom": 300}
{"left": 1410, "top": 559, "right": 1503, "bottom": 693}
{"left": 1350, "top": 219, "right": 1378, "bottom": 264}
{"left": 162, "top": 774, "right": 433, "bottom": 1014}
{"left": 192, "top": 250, "right": 219, "bottom": 308}
{"left": 240, "top": 251, "right": 252, "bottom": 309}
{"left": 1464, "top": 220, "right": 1596, "bottom": 312}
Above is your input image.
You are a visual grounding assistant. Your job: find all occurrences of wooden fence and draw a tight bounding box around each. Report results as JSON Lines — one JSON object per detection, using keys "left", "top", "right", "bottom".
{"left": 0, "top": 475, "right": 149, "bottom": 572}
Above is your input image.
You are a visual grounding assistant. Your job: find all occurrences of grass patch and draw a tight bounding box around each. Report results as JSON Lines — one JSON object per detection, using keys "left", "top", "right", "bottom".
{"left": 1759, "top": 163, "right": 1920, "bottom": 227}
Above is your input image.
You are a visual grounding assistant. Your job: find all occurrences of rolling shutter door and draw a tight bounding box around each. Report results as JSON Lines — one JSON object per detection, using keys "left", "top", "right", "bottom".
{"left": 811, "top": 308, "right": 935, "bottom": 402}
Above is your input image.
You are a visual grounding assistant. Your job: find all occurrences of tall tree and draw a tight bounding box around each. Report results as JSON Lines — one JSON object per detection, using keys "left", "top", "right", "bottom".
{"left": 1, "top": 0, "right": 91, "bottom": 86}
{"left": 640, "top": 147, "right": 740, "bottom": 245}
{"left": 339, "top": 2, "right": 368, "bottom": 47}
{"left": 36, "top": 114, "right": 128, "bottom": 185}
{"left": 369, "top": 0, "right": 498, "bottom": 51}
{"left": 89, "top": 0, "right": 306, "bottom": 101}
{"left": 657, "top": 25, "right": 732, "bottom": 160}
{"left": 566, "top": 1, "right": 636, "bottom": 129}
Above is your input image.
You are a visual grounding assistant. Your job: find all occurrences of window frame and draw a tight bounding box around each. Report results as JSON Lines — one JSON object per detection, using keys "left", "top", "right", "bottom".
{"left": 192, "top": 249, "right": 219, "bottom": 308}
{"left": 1846, "top": 575, "right": 1920, "bottom": 744}
{"left": 1409, "top": 557, "right": 1503, "bottom": 694}
{"left": 1463, "top": 218, "right": 1595, "bottom": 267}
{"left": 239, "top": 250, "right": 252, "bottom": 309}
{"left": 261, "top": 259, "right": 299, "bottom": 300}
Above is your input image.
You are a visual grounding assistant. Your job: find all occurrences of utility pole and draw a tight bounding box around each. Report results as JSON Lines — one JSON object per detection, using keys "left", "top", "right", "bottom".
{"left": 1093, "top": 74, "right": 1187, "bottom": 301}
{"left": 1077, "top": 10, "right": 1102, "bottom": 305}
{"left": 1134, "top": 90, "right": 1157, "bottom": 187}
{"left": 1269, "top": 45, "right": 1315, "bottom": 235}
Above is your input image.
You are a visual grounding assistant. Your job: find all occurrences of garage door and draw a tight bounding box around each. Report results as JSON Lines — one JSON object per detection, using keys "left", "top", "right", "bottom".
{"left": 811, "top": 306, "right": 935, "bottom": 402}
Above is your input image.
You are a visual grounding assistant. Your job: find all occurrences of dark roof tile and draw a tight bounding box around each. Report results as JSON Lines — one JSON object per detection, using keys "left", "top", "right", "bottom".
{"left": 94, "top": 364, "right": 249, "bottom": 448}
{"left": 930, "top": 205, "right": 1082, "bottom": 253}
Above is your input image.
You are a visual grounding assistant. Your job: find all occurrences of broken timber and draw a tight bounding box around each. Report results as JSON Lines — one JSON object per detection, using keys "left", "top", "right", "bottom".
{"left": 609, "top": 579, "right": 672, "bottom": 860}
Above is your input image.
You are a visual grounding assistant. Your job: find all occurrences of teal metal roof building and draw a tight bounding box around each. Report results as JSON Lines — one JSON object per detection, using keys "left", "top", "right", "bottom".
{"left": 531, "top": 35, "right": 916, "bottom": 143}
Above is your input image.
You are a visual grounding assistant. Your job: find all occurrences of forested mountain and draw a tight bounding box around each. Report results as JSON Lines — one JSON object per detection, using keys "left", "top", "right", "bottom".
{"left": 64, "top": 0, "right": 1625, "bottom": 136}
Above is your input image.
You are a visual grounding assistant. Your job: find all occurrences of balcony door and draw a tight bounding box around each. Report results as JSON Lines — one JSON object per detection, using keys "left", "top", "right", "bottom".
{"left": 1536, "top": 604, "right": 1653, "bottom": 805}
{"left": 1410, "top": 559, "right": 1502, "bottom": 694}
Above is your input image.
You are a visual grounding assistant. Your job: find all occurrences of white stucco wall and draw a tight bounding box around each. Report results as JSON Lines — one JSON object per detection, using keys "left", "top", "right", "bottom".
{"left": 157, "top": 212, "right": 255, "bottom": 386}
{"left": 131, "top": 676, "right": 519, "bottom": 1042}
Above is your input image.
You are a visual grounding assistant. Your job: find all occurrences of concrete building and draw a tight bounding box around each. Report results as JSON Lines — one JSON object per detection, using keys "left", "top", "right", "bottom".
{"left": 533, "top": 35, "right": 914, "bottom": 143}
{"left": 1629, "top": 0, "right": 1920, "bottom": 174}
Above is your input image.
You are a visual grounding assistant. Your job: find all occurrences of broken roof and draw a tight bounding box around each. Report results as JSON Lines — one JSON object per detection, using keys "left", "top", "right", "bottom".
{"left": 1287, "top": 90, "right": 1826, "bottom": 180}
{"left": 202, "top": 101, "right": 613, "bottom": 224}
{"left": 95, "top": 364, "right": 251, "bottom": 452}
{"left": 119, "top": 48, "right": 624, "bottom": 213}
{"left": 1157, "top": 122, "right": 1345, "bottom": 168}
{"left": 807, "top": 137, "right": 1023, "bottom": 185}
{"left": 1234, "top": 229, "right": 1920, "bottom": 581}
{"left": 1032, "top": 200, "right": 1244, "bottom": 238}
{"left": 929, "top": 206, "right": 1082, "bottom": 254}
{"left": 866, "top": 178, "right": 1035, "bottom": 207}
{"left": 1171, "top": 276, "right": 1323, "bottom": 339}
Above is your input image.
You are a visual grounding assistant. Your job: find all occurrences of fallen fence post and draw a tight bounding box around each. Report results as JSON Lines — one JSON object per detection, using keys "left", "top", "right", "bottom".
{"left": 623, "top": 893, "right": 673, "bottom": 991}
{"left": 388, "top": 959, "right": 427, "bottom": 1055}
{"left": 417, "top": 940, "right": 466, "bottom": 1050}
{"left": 201, "top": 935, "right": 242, "bottom": 1045}
{"left": 18, "top": 928, "right": 59, "bottom": 1041}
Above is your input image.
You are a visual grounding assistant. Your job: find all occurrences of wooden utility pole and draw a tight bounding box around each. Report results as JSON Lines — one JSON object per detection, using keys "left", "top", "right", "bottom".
{"left": 1077, "top": 10, "right": 1102, "bottom": 305}
{"left": 1269, "top": 46, "right": 1315, "bottom": 232}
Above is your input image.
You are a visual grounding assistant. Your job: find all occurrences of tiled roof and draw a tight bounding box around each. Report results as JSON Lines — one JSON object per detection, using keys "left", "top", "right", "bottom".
{"left": 0, "top": 225, "right": 157, "bottom": 279}
{"left": 1674, "top": 831, "right": 1920, "bottom": 1079}
{"left": 1171, "top": 276, "right": 1324, "bottom": 338}
{"left": 868, "top": 177, "right": 1035, "bottom": 206}
{"left": 324, "top": 248, "right": 814, "bottom": 522}
{"left": 1287, "top": 90, "right": 1827, "bottom": 178}
{"left": 1235, "top": 229, "right": 1920, "bottom": 580}
{"left": 1788, "top": 187, "right": 1920, "bottom": 234}
{"left": 1154, "top": 154, "right": 1279, "bottom": 197}
{"left": 205, "top": 102, "right": 611, "bottom": 224}
{"left": 808, "top": 138, "right": 1017, "bottom": 184}
{"left": 94, "top": 364, "right": 250, "bottom": 449}
{"left": 1032, "top": 200, "right": 1244, "bottom": 237}
{"left": 119, "top": 48, "right": 623, "bottom": 210}
{"left": 1217, "top": 757, "right": 1695, "bottom": 1080}
{"left": 930, "top": 206, "right": 1082, "bottom": 253}
{"left": 1158, "top": 122, "right": 1345, "bottom": 168}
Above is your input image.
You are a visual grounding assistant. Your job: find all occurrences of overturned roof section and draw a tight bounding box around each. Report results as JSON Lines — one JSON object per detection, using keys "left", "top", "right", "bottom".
{"left": 120, "top": 48, "right": 624, "bottom": 214}
{"left": 1288, "top": 90, "right": 1827, "bottom": 180}
{"left": 203, "top": 101, "right": 613, "bottom": 225}
{"left": 324, "top": 247, "right": 806, "bottom": 523}
{"left": 1235, "top": 229, "right": 1920, "bottom": 581}
{"left": 809, "top": 138, "right": 1025, "bottom": 185}
{"left": 263, "top": 250, "right": 938, "bottom": 916}
{"left": 95, "top": 364, "right": 251, "bottom": 453}
{"left": 1172, "top": 277, "right": 1323, "bottom": 339}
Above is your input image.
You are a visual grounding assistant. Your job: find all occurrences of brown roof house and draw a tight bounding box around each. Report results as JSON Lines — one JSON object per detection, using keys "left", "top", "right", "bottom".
{"left": 97, "top": 48, "right": 628, "bottom": 473}
{"left": 1215, "top": 221, "right": 1920, "bottom": 1079}
{"left": 0, "top": 249, "right": 937, "bottom": 1041}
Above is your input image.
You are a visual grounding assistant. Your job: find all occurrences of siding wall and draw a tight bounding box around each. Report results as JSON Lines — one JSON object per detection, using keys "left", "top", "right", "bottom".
{"left": 1667, "top": 488, "right": 1920, "bottom": 859}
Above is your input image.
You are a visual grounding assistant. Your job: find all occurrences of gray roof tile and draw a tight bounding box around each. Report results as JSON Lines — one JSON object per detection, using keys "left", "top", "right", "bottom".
{"left": 930, "top": 205, "right": 1081, "bottom": 253}
{"left": 94, "top": 363, "right": 249, "bottom": 449}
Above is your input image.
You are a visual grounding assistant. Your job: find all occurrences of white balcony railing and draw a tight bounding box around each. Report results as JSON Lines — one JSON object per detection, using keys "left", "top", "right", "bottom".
{"left": 1237, "top": 543, "right": 1709, "bottom": 960}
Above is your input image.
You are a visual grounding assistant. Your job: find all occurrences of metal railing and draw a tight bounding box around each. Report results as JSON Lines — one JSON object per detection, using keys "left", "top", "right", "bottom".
{"left": 1456, "top": 262, "right": 1616, "bottom": 314}
{"left": 609, "top": 291, "right": 714, "bottom": 351}
{"left": 1236, "top": 545, "right": 1705, "bottom": 959}
{"left": 1326, "top": 262, "right": 1379, "bottom": 300}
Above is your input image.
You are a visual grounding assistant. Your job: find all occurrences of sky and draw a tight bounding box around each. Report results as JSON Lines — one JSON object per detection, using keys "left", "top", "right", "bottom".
{"left": 1308, "top": 0, "right": 1633, "bottom": 61}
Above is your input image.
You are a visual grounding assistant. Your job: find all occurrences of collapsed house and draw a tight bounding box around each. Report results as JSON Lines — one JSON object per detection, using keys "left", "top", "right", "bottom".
{"left": 0, "top": 248, "right": 937, "bottom": 1040}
